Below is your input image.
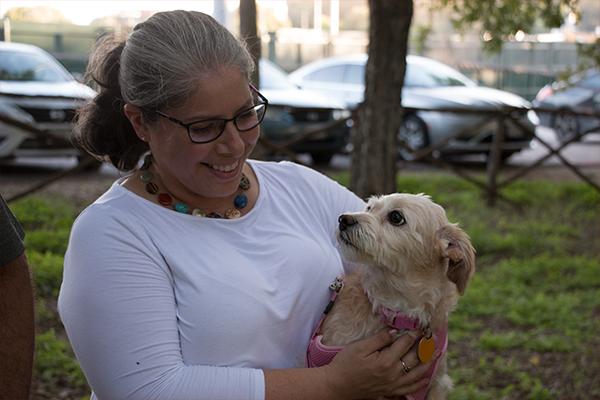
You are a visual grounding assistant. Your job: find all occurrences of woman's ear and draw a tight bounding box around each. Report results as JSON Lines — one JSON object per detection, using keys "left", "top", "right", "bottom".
{"left": 124, "top": 104, "right": 151, "bottom": 143}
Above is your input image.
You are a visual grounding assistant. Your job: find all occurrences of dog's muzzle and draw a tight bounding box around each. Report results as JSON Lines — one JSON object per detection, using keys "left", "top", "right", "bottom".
{"left": 338, "top": 214, "right": 356, "bottom": 231}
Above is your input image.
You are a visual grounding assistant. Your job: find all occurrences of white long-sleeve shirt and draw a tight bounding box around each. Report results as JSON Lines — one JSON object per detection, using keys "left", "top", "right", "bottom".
{"left": 58, "top": 160, "right": 366, "bottom": 399}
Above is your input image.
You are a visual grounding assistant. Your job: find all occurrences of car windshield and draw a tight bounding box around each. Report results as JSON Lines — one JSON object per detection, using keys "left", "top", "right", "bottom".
{"left": 404, "top": 60, "right": 473, "bottom": 88}
{"left": 0, "top": 50, "right": 70, "bottom": 82}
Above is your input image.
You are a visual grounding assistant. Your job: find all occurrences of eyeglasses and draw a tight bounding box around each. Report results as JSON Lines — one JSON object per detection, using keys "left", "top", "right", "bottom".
{"left": 154, "top": 86, "right": 268, "bottom": 144}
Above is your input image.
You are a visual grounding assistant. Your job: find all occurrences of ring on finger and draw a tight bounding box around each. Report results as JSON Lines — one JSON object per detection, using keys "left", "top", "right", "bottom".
{"left": 400, "top": 358, "right": 411, "bottom": 374}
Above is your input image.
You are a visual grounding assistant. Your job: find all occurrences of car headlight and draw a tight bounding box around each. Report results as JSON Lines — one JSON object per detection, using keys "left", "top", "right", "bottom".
{"left": 332, "top": 110, "right": 352, "bottom": 120}
{"left": 527, "top": 110, "right": 540, "bottom": 126}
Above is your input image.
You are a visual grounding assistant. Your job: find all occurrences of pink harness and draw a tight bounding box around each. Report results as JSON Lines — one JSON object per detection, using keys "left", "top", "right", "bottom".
{"left": 306, "top": 278, "right": 448, "bottom": 400}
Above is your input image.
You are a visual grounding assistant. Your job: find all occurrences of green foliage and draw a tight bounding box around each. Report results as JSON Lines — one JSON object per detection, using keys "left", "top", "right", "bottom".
{"left": 412, "top": 23, "right": 433, "bottom": 56}
{"left": 25, "top": 228, "right": 71, "bottom": 254}
{"left": 35, "top": 329, "right": 87, "bottom": 388}
{"left": 10, "top": 196, "right": 77, "bottom": 231}
{"left": 27, "top": 250, "right": 64, "bottom": 298}
{"left": 434, "top": 0, "right": 576, "bottom": 55}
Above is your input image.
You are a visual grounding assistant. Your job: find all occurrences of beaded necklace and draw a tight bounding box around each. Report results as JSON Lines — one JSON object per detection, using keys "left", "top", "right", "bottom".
{"left": 139, "top": 155, "right": 250, "bottom": 219}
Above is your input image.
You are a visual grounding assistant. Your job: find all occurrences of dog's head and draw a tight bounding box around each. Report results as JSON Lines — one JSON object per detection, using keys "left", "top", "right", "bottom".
{"left": 337, "top": 193, "right": 475, "bottom": 295}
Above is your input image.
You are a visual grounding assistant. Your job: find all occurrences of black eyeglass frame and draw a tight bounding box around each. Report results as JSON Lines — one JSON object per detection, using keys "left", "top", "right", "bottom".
{"left": 154, "top": 85, "right": 269, "bottom": 144}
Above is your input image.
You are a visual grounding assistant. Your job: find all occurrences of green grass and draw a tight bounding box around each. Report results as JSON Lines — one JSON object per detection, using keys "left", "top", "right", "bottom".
{"left": 11, "top": 172, "right": 600, "bottom": 399}
{"left": 35, "top": 329, "right": 87, "bottom": 389}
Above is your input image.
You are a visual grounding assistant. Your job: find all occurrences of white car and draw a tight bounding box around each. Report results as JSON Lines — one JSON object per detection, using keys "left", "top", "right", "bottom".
{"left": 0, "top": 41, "right": 96, "bottom": 162}
{"left": 290, "top": 54, "right": 539, "bottom": 160}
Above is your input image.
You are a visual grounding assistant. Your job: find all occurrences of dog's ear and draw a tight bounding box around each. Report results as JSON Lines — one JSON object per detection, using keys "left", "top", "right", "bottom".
{"left": 436, "top": 224, "right": 476, "bottom": 296}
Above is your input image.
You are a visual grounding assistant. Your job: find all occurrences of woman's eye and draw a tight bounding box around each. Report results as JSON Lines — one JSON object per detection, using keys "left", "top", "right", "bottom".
{"left": 190, "top": 121, "right": 219, "bottom": 135}
{"left": 389, "top": 211, "right": 405, "bottom": 226}
{"left": 238, "top": 109, "right": 256, "bottom": 121}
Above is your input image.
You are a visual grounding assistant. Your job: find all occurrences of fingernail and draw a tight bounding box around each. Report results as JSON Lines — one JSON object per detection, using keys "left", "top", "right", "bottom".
{"left": 389, "top": 329, "right": 399, "bottom": 336}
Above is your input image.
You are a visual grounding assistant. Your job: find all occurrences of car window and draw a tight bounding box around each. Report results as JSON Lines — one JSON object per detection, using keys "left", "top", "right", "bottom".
{"left": 259, "top": 61, "right": 298, "bottom": 91}
{"left": 404, "top": 61, "right": 472, "bottom": 88}
{"left": 304, "top": 66, "right": 345, "bottom": 83}
{"left": 0, "top": 51, "right": 70, "bottom": 82}
{"left": 344, "top": 64, "right": 365, "bottom": 85}
{"left": 579, "top": 72, "right": 599, "bottom": 90}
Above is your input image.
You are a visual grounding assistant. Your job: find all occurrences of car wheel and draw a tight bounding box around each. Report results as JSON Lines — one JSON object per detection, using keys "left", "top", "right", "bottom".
{"left": 310, "top": 151, "right": 334, "bottom": 165}
{"left": 398, "top": 115, "right": 429, "bottom": 161}
{"left": 553, "top": 110, "right": 579, "bottom": 142}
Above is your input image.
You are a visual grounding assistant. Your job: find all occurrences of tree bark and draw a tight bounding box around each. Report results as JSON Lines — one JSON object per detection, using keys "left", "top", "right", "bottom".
{"left": 350, "top": 1, "right": 413, "bottom": 198}
{"left": 239, "top": 0, "right": 261, "bottom": 88}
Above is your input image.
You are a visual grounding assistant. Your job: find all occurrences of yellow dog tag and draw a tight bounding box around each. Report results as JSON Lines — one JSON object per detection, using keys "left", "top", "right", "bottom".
{"left": 418, "top": 336, "right": 435, "bottom": 363}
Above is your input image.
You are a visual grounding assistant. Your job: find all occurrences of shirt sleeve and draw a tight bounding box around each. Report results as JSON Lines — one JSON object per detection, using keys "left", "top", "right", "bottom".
{"left": 58, "top": 205, "right": 265, "bottom": 400}
{"left": 1, "top": 195, "right": 26, "bottom": 267}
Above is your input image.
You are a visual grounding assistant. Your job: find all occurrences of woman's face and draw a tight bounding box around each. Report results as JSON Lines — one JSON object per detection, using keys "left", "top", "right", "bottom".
{"left": 145, "top": 67, "right": 259, "bottom": 202}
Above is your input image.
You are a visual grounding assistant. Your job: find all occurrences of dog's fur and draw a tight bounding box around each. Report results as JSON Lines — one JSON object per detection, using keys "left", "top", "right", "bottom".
{"left": 320, "top": 193, "right": 475, "bottom": 399}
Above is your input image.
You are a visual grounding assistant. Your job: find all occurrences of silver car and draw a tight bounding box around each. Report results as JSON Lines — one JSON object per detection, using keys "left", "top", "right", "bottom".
{"left": 533, "top": 68, "right": 599, "bottom": 142}
{"left": 289, "top": 53, "right": 539, "bottom": 160}
{"left": 0, "top": 41, "right": 96, "bottom": 163}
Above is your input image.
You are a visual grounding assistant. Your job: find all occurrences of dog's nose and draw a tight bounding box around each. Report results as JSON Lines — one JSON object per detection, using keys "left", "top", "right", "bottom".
{"left": 338, "top": 214, "right": 356, "bottom": 231}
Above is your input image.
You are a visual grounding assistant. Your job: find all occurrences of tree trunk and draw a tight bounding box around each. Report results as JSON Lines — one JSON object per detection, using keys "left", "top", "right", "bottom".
{"left": 350, "top": 1, "right": 413, "bottom": 199}
{"left": 240, "top": 0, "right": 270, "bottom": 161}
{"left": 239, "top": 0, "right": 261, "bottom": 88}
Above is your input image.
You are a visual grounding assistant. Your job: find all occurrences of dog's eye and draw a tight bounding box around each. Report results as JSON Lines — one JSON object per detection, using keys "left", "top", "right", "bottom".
{"left": 389, "top": 211, "right": 405, "bottom": 226}
{"left": 365, "top": 206, "right": 372, "bottom": 212}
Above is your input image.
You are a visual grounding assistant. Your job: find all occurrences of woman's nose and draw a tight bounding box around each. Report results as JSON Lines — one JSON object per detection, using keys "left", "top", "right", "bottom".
{"left": 214, "top": 120, "right": 246, "bottom": 157}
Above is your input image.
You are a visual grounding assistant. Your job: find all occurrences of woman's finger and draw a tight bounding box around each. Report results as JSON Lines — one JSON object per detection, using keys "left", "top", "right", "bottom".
{"left": 350, "top": 329, "right": 414, "bottom": 359}
{"left": 399, "top": 349, "right": 442, "bottom": 385}
{"left": 378, "top": 331, "right": 419, "bottom": 362}
{"left": 396, "top": 340, "right": 421, "bottom": 373}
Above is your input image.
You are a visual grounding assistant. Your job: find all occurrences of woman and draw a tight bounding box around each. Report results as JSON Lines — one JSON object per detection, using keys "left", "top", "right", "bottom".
{"left": 58, "top": 10, "right": 439, "bottom": 399}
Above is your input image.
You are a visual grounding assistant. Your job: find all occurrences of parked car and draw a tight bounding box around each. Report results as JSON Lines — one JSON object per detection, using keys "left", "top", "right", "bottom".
{"left": 258, "top": 59, "right": 352, "bottom": 164}
{"left": 533, "top": 68, "right": 599, "bottom": 142}
{"left": 0, "top": 41, "right": 96, "bottom": 164}
{"left": 289, "top": 53, "right": 539, "bottom": 160}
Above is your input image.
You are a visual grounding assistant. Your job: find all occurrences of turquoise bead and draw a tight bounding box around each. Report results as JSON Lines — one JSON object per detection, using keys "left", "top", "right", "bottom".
{"left": 234, "top": 194, "right": 248, "bottom": 209}
{"left": 174, "top": 203, "right": 189, "bottom": 214}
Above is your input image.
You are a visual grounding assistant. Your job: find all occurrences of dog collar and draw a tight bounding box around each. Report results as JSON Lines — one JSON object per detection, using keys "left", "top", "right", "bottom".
{"left": 377, "top": 307, "right": 421, "bottom": 331}
{"left": 366, "top": 291, "right": 422, "bottom": 331}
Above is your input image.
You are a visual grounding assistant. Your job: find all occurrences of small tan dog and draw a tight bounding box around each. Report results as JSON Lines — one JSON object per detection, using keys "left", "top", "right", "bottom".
{"left": 306, "top": 193, "right": 475, "bottom": 400}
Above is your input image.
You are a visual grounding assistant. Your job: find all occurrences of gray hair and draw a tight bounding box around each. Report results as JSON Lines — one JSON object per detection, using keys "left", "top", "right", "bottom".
{"left": 74, "top": 10, "right": 255, "bottom": 171}
{"left": 122, "top": 10, "right": 254, "bottom": 117}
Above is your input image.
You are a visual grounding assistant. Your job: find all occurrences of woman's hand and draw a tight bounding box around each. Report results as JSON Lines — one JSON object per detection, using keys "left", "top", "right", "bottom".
{"left": 263, "top": 329, "right": 440, "bottom": 399}
{"left": 322, "top": 328, "right": 441, "bottom": 399}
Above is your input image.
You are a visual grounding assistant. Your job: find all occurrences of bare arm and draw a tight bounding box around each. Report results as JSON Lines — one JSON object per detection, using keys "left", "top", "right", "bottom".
{"left": 265, "top": 329, "right": 439, "bottom": 399}
{"left": 1, "top": 252, "right": 35, "bottom": 400}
